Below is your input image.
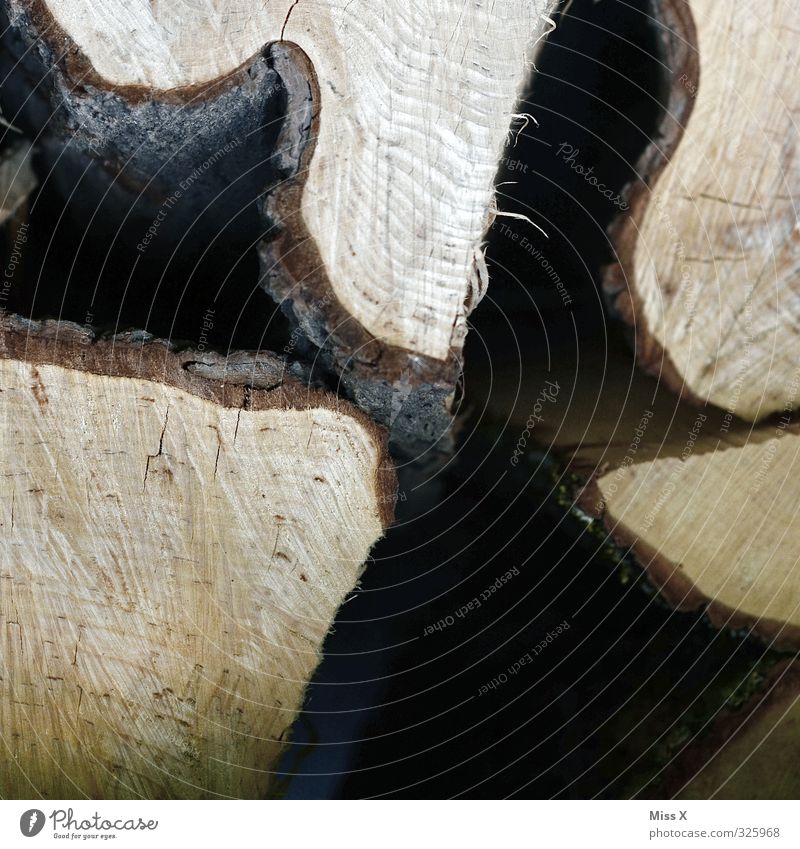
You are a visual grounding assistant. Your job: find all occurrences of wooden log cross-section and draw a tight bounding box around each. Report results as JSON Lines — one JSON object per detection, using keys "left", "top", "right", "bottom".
{"left": 574, "top": 399, "right": 800, "bottom": 651}
{"left": 605, "top": 1, "right": 800, "bottom": 422}
{"left": 557, "top": 0, "right": 800, "bottom": 661}
{"left": 472, "top": 1, "right": 800, "bottom": 798}
{"left": 585, "top": 2, "right": 800, "bottom": 776}
{"left": 0, "top": 0, "right": 558, "bottom": 454}
{"left": 0, "top": 0, "right": 560, "bottom": 799}
{"left": 476, "top": 318, "right": 800, "bottom": 799}
{"left": 481, "top": 315, "right": 800, "bottom": 653}
{"left": 0, "top": 315, "right": 394, "bottom": 799}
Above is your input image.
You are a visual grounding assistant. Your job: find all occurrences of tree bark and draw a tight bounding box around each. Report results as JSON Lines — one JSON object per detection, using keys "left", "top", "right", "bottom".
{"left": 0, "top": 0, "right": 560, "bottom": 799}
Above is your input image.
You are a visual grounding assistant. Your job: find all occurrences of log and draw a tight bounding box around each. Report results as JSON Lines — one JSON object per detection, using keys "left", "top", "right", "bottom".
{"left": 0, "top": 314, "right": 394, "bottom": 798}
{"left": 0, "top": 0, "right": 567, "bottom": 799}
{"left": 479, "top": 0, "right": 800, "bottom": 649}
{"left": 0, "top": 0, "right": 558, "bottom": 453}
{"left": 464, "top": 0, "right": 800, "bottom": 793}
{"left": 574, "top": 408, "right": 800, "bottom": 650}
{"left": 605, "top": 0, "right": 800, "bottom": 421}
{"left": 472, "top": 312, "right": 800, "bottom": 796}
{"left": 474, "top": 311, "right": 800, "bottom": 650}
{"left": 656, "top": 660, "right": 800, "bottom": 799}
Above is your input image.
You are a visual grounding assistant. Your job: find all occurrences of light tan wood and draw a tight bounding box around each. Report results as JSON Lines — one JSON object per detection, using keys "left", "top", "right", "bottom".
{"left": 23, "top": 0, "right": 556, "bottom": 363}
{"left": 0, "top": 324, "right": 392, "bottom": 798}
{"left": 590, "top": 419, "right": 800, "bottom": 643}
{"left": 610, "top": 1, "right": 800, "bottom": 420}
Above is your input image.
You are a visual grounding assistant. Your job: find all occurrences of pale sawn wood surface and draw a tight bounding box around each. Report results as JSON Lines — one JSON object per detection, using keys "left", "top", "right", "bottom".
{"left": 0, "top": 353, "right": 389, "bottom": 798}
{"left": 632, "top": 1, "right": 800, "bottom": 420}
{"left": 23, "top": 0, "right": 557, "bottom": 362}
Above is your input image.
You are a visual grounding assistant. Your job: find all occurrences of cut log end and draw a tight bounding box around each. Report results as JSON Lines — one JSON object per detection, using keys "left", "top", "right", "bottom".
{"left": 0, "top": 315, "right": 394, "bottom": 798}
{"left": 605, "top": 1, "right": 800, "bottom": 422}
{"left": 2, "top": 0, "right": 559, "bottom": 454}
{"left": 572, "top": 400, "right": 800, "bottom": 651}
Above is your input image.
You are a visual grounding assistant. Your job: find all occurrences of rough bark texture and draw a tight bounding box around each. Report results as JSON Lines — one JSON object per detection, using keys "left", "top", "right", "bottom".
{"left": 0, "top": 0, "right": 566, "bottom": 799}
{"left": 257, "top": 46, "right": 462, "bottom": 459}
{"left": 0, "top": 4, "right": 290, "bottom": 268}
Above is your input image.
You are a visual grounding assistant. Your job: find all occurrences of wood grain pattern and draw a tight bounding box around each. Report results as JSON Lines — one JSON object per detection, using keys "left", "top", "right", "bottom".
{"left": 17, "top": 0, "right": 556, "bottom": 363}
{"left": 474, "top": 311, "right": 800, "bottom": 649}
{"left": 606, "top": 0, "right": 800, "bottom": 421}
{"left": 0, "top": 319, "right": 393, "bottom": 798}
{"left": 588, "top": 418, "right": 800, "bottom": 646}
